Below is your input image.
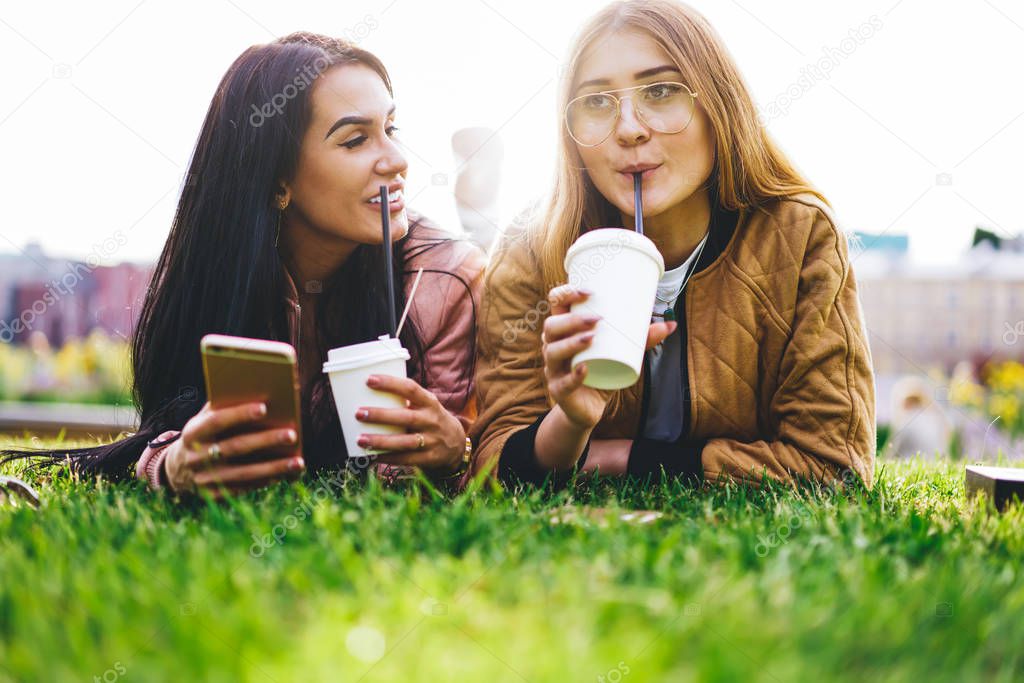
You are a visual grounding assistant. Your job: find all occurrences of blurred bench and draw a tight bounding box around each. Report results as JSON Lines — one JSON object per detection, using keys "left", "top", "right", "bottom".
{"left": 0, "top": 401, "right": 138, "bottom": 438}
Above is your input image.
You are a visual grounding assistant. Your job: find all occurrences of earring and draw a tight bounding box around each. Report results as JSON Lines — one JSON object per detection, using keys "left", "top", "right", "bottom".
{"left": 274, "top": 195, "right": 288, "bottom": 248}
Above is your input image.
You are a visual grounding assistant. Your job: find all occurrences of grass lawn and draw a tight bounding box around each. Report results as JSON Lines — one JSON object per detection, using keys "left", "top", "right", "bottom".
{"left": 1, "top": 436, "right": 1023, "bottom": 682}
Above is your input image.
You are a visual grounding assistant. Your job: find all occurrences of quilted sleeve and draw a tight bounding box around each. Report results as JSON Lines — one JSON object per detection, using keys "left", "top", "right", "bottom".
{"left": 700, "top": 210, "right": 876, "bottom": 489}
{"left": 468, "top": 232, "right": 552, "bottom": 479}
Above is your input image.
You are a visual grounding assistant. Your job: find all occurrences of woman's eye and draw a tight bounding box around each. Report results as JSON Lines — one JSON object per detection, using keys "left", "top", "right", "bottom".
{"left": 386, "top": 125, "right": 400, "bottom": 137}
{"left": 340, "top": 135, "right": 367, "bottom": 149}
{"left": 644, "top": 83, "right": 681, "bottom": 101}
{"left": 583, "top": 95, "right": 615, "bottom": 111}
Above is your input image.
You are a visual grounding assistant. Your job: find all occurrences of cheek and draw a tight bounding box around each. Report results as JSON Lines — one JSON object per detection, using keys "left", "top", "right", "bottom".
{"left": 687, "top": 113, "right": 716, "bottom": 168}
{"left": 576, "top": 147, "right": 616, "bottom": 187}
{"left": 293, "top": 151, "right": 366, "bottom": 217}
{"left": 665, "top": 120, "right": 715, "bottom": 184}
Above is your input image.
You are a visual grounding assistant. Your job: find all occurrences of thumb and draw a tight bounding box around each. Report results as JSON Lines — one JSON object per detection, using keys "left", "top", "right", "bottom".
{"left": 645, "top": 321, "right": 677, "bottom": 350}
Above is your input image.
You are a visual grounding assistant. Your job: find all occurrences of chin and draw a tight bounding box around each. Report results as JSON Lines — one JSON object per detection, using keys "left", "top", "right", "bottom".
{"left": 362, "top": 212, "right": 409, "bottom": 244}
{"left": 392, "top": 212, "right": 410, "bottom": 238}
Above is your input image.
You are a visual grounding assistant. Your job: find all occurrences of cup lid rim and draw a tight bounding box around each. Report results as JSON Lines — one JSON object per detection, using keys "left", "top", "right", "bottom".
{"left": 564, "top": 228, "right": 665, "bottom": 276}
{"left": 323, "top": 339, "right": 410, "bottom": 372}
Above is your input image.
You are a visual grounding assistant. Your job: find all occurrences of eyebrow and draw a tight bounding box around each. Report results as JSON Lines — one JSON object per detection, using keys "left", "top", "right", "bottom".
{"left": 575, "top": 65, "right": 682, "bottom": 93}
{"left": 324, "top": 104, "right": 396, "bottom": 140}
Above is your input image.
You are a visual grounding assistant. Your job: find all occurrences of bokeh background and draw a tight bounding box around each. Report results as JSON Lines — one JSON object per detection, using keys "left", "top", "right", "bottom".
{"left": 1, "top": 0, "right": 1022, "bottom": 457}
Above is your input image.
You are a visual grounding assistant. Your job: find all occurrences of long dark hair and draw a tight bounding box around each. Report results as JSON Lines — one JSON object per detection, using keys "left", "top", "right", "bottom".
{"left": 2, "top": 32, "right": 473, "bottom": 478}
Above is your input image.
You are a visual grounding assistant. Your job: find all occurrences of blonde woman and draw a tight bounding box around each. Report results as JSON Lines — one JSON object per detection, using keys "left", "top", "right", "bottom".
{"left": 471, "top": 0, "right": 875, "bottom": 488}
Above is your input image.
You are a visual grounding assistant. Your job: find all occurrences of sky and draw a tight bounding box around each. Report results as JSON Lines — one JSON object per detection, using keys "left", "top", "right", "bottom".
{"left": 1, "top": 0, "right": 1022, "bottom": 266}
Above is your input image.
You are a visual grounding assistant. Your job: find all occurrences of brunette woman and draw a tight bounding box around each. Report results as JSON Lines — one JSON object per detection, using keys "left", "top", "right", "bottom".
{"left": 3, "top": 33, "right": 484, "bottom": 496}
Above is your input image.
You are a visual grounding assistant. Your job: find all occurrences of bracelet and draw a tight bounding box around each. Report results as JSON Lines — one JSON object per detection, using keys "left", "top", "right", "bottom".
{"left": 446, "top": 437, "right": 473, "bottom": 480}
{"left": 147, "top": 432, "right": 182, "bottom": 449}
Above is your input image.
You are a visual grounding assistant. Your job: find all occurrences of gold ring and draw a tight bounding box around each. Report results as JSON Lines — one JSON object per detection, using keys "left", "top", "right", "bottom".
{"left": 208, "top": 442, "right": 222, "bottom": 461}
{"left": 416, "top": 433, "right": 426, "bottom": 450}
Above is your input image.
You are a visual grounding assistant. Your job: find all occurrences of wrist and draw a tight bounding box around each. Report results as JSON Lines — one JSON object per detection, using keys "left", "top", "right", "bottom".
{"left": 428, "top": 413, "right": 468, "bottom": 479}
{"left": 164, "top": 440, "right": 194, "bottom": 494}
{"left": 536, "top": 407, "right": 593, "bottom": 471}
{"left": 449, "top": 437, "right": 473, "bottom": 478}
{"left": 138, "top": 431, "right": 181, "bottom": 491}
{"left": 439, "top": 417, "right": 469, "bottom": 477}
{"left": 551, "top": 404, "right": 599, "bottom": 437}
{"left": 426, "top": 437, "right": 471, "bottom": 486}
{"left": 500, "top": 410, "right": 589, "bottom": 487}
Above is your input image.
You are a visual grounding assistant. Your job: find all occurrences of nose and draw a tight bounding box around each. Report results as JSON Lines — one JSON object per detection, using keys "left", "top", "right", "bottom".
{"left": 375, "top": 135, "right": 408, "bottom": 178}
{"left": 614, "top": 96, "right": 650, "bottom": 146}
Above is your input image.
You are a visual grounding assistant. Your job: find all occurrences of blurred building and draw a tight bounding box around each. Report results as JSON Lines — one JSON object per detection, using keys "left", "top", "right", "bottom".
{"left": 854, "top": 230, "right": 1024, "bottom": 376}
{"left": 0, "top": 243, "right": 151, "bottom": 346}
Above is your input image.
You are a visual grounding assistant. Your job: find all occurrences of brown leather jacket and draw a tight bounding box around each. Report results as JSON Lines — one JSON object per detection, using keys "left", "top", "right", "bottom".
{"left": 470, "top": 194, "right": 876, "bottom": 488}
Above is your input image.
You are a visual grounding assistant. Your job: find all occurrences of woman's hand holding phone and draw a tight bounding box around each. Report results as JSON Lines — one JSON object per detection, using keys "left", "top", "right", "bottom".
{"left": 165, "top": 401, "right": 305, "bottom": 497}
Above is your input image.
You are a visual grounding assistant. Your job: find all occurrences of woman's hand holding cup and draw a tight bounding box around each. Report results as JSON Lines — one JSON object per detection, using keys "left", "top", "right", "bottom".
{"left": 542, "top": 285, "right": 677, "bottom": 430}
{"left": 354, "top": 376, "right": 466, "bottom": 476}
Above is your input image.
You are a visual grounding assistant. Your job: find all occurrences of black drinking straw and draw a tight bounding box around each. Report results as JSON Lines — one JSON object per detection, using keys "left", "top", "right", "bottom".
{"left": 633, "top": 172, "right": 644, "bottom": 235}
{"left": 380, "top": 185, "right": 397, "bottom": 336}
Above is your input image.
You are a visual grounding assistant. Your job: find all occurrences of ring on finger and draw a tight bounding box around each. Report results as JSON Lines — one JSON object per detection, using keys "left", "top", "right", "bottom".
{"left": 208, "top": 442, "right": 222, "bottom": 462}
{"left": 415, "top": 433, "right": 426, "bottom": 450}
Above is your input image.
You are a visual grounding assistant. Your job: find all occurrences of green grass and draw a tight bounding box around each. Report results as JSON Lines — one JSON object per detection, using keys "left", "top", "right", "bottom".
{"left": 2, "top": 436, "right": 1023, "bottom": 682}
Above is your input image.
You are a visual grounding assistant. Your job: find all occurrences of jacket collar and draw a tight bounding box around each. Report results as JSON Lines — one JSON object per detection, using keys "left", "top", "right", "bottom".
{"left": 281, "top": 263, "right": 300, "bottom": 306}
{"left": 691, "top": 202, "right": 740, "bottom": 276}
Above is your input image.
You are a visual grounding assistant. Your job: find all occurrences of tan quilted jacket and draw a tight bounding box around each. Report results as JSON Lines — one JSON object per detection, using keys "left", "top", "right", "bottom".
{"left": 470, "top": 194, "right": 876, "bottom": 488}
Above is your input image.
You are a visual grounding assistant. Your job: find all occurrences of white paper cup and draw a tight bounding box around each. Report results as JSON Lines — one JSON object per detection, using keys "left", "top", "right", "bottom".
{"left": 323, "top": 335, "right": 411, "bottom": 457}
{"left": 564, "top": 228, "right": 665, "bottom": 390}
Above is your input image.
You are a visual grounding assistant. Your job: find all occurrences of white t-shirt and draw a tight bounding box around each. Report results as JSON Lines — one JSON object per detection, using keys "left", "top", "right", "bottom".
{"left": 649, "top": 234, "right": 708, "bottom": 366}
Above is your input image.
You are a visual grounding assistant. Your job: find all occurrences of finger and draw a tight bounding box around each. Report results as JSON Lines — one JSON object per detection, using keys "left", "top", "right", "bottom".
{"left": 184, "top": 429, "right": 296, "bottom": 469}
{"left": 193, "top": 454, "right": 305, "bottom": 487}
{"left": 365, "top": 374, "right": 434, "bottom": 406}
{"left": 358, "top": 432, "right": 432, "bottom": 453}
{"left": 355, "top": 406, "right": 430, "bottom": 429}
{"left": 547, "top": 285, "right": 591, "bottom": 314}
{"left": 544, "top": 332, "right": 595, "bottom": 368}
{"left": 186, "top": 401, "right": 268, "bottom": 443}
{"left": 645, "top": 321, "right": 678, "bottom": 350}
{"left": 542, "top": 311, "right": 600, "bottom": 343}
{"left": 219, "top": 427, "right": 298, "bottom": 459}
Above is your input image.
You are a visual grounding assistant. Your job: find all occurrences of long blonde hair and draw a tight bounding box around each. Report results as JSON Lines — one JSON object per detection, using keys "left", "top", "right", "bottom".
{"left": 530, "top": 0, "right": 827, "bottom": 286}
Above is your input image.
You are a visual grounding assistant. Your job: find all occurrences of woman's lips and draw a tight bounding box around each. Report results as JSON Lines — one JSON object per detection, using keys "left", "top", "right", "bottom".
{"left": 618, "top": 165, "right": 661, "bottom": 182}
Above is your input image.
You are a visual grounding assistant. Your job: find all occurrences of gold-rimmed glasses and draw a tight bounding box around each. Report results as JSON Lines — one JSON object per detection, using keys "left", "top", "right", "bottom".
{"left": 565, "top": 81, "right": 699, "bottom": 147}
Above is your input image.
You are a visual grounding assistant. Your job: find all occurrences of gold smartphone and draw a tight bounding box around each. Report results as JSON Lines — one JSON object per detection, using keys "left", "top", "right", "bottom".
{"left": 200, "top": 334, "right": 302, "bottom": 459}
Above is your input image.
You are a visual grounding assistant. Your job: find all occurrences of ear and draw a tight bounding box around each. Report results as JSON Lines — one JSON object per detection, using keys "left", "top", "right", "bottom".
{"left": 274, "top": 183, "right": 291, "bottom": 211}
